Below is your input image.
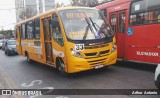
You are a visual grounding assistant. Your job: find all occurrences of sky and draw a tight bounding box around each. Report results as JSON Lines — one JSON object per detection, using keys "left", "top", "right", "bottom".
{"left": 55, "top": 0, "right": 71, "bottom": 5}
{"left": 0, "top": 0, "right": 16, "bottom": 30}
{"left": 0, "top": 0, "right": 71, "bottom": 30}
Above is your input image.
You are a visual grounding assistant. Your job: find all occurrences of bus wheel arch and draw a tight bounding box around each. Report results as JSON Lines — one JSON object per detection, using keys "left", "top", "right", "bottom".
{"left": 56, "top": 57, "right": 67, "bottom": 76}
{"left": 25, "top": 51, "right": 33, "bottom": 63}
{"left": 25, "top": 51, "right": 28, "bottom": 57}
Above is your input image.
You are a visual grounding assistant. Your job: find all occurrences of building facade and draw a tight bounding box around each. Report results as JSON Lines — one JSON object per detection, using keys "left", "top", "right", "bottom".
{"left": 15, "top": 0, "right": 55, "bottom": 22}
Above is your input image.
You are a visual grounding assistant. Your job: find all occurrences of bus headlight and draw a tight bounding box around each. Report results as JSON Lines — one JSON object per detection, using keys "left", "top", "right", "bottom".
{"left": 70, "top": 48, "right": 83, "bottom": 58}
{"left": 111, "top": 45, "right": 117, "bottom": 52}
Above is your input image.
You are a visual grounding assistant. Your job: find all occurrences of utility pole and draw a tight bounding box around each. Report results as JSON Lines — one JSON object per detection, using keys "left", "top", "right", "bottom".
{"left": 42, "top": 0, "right": 45, "bottom": 13}
{"left": 0, "top": 26, "right": 4, "bottom": 31}
{"left": 36, "top": 0, "right": 40, "bottom": 14}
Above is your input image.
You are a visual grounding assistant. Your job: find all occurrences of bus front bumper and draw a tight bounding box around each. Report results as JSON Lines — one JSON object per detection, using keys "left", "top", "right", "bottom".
{"left": 67, "top": 51, "right": 117, "bottom": 73}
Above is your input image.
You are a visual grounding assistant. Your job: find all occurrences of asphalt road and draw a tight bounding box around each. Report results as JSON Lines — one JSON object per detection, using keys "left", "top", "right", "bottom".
{"left": 0, "top": 50, "right": 159, "bottom": 98}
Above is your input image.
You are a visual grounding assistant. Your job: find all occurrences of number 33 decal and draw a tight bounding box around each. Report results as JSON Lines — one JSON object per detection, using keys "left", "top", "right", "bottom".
{"left": 75, "top": 44, "right": 84, "bottom": 51}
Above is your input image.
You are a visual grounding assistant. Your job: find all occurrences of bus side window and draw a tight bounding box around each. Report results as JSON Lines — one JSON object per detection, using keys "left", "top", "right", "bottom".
{"left": 52, "top": 14, "right": 64, "bottom": 46}
{"left": 34, "top": 19, "right": 40, "bottom": 39}
{"left": 118, "top": 12, "right": 125, "bottom": 33}
{"left": 27, "top": 21, "right": 34, "bottom": 39}
{"left": 21, "top": 24, "right": 26, "bottom": 39}
{"left": 156, "top": 10, "right": 160, "bottom": 23}
{"left": 110, "top": 14, "right": 117, "bottom": 33}
{"left": 158, "top": 14, "right": 160, "bottom": 22}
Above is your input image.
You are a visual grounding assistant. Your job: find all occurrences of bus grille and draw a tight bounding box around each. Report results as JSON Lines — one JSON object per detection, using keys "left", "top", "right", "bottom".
{"left": 88, "top": 58, "right": 108, "bottom": 66}
{"left": 85, "top": 52, "right": 97, "bottom": 56}
{"left": 99, "top": 50, "right": 110, "bottom": 55}
{"left": 84, "top": 50, "right": 110, "bottom": 57}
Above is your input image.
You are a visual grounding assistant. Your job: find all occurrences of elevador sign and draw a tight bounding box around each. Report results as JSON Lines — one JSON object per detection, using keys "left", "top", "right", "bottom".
{"left": 137, "top": 51, "right": 159, "bottom": 57}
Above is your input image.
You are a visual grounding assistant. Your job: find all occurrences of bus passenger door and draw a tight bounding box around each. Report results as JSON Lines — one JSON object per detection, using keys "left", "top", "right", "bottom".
{"left": 110, "top": 11, "right": 126, "bottom": 58}
{"left": 51, "top": 13, "right": 66, "bottom": 69}
{"left": 16, "top": 26, "right": 22, "bottom": 55}
{"left": 42, "top": 17, "right": 53, "bottom": 63}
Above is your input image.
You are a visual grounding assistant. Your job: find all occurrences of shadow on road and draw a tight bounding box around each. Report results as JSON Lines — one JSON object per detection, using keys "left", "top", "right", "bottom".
{"left": 114, "top": 61, "right": 157, "bottom": 73}
{"left": 20, "top": 59, "right": 115, "bottom": 79}
{"left": 19, "top": 58, "right": 157, "bottom": 79}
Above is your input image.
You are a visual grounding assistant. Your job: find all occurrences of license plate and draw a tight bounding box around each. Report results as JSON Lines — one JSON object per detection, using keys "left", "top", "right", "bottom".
{"left": 94, "top": 65, "right": 104, "bottom": 69}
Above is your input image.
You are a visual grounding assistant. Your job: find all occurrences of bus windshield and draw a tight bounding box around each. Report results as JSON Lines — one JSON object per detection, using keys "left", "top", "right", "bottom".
{"left": 59, "top": 9, "right": 114, "bottom": 40}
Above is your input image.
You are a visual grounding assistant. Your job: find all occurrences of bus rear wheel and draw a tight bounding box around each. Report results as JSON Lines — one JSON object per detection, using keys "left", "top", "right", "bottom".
{"left": 26, "top": 53, "right": 33, "bottom": 63}
{"left": 56, "top": 58, "right": 68, "bottom": 76}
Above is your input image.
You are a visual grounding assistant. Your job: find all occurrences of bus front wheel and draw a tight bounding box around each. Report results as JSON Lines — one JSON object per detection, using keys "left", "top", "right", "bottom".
{"left": 56, "top": 58, "right": 68, "bottom": 76}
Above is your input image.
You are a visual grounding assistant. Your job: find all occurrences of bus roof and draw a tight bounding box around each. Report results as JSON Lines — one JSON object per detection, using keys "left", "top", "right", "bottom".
{"left": 96, "top": 0, "right": 130, "bottom": 9}
{"left": 16, "top": 6, "right": 95, "bottom": 26}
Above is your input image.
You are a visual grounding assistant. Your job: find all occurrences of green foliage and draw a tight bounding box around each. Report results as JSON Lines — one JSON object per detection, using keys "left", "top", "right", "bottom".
{"left": 71, "top": 0, "right": 98, "bottom": 7}
{"left": 0, "top": 30, "right": 14, "bottom": 39}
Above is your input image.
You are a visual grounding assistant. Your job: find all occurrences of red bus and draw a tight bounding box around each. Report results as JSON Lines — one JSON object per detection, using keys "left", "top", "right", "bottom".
{"left": 96, "top": 0, "right": 160, "bottom": 64}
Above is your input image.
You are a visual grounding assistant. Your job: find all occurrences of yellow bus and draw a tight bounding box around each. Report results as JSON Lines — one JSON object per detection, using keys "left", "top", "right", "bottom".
{"left": 15, "top": 7, "right": 117, "bottom": 75}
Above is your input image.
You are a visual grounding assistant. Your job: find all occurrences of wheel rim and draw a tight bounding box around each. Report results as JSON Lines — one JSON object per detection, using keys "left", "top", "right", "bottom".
{"left": 58, "top": 60, "right": 65, "bottom": 72}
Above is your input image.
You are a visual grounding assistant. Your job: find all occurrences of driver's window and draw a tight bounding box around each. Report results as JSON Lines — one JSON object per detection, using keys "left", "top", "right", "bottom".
{"left": 52, "top": 13, "right": 64, "bottom": 46}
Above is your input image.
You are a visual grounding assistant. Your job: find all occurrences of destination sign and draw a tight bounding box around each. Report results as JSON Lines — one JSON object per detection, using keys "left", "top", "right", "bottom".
{"left": 66, "top": 13, "right": 93, "bottom": 19}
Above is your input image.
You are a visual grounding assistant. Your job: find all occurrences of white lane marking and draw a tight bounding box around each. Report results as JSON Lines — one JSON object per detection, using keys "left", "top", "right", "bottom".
{"left": 21, "top": 80, "right": 42, "bottom": 87}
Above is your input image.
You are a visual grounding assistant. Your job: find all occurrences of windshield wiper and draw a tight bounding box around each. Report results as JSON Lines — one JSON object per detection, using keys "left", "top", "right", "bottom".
{"left": 89, "top": 17, "right": 99, "bottom": 31}
{"left": 83, "top": 17, "right": 93, "bottom": 40}
{"left": 83, "top": 25, "right": 89, "bottom": 40}
{"left": 81, "top": 9, "right": 96, "bottom": 40}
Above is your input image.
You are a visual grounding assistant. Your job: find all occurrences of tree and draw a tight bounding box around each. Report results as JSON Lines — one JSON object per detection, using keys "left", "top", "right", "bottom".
{"left": 71, "top": 0, "right": 80, "bottom": 6}
{"left": 55, "top": 3, "right": 61, "bottom": 8}
{"left": 19, "top": 7, "right": 36, "bottom": 20}
{"left": 0, "top": 30, "right": 14, "bottom": 39}
{"left": 0, "top": 34, "right": 4, "bottom": 39}
{"left": 71, "top": 0, "right": 98, "bottom": 7}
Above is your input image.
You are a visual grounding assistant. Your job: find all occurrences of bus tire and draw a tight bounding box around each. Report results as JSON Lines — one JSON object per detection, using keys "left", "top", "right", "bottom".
{"left": 6, "top": 51, "right": 10, "bottom": 56}
{"left": 56, "top": 58, "right": 68, "bottom": 77}
{"left": 26, "top": 53, "right": 33, "bottom": 63}
{"left": 155, "top": 74, "right": 160, "bottom": 90}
